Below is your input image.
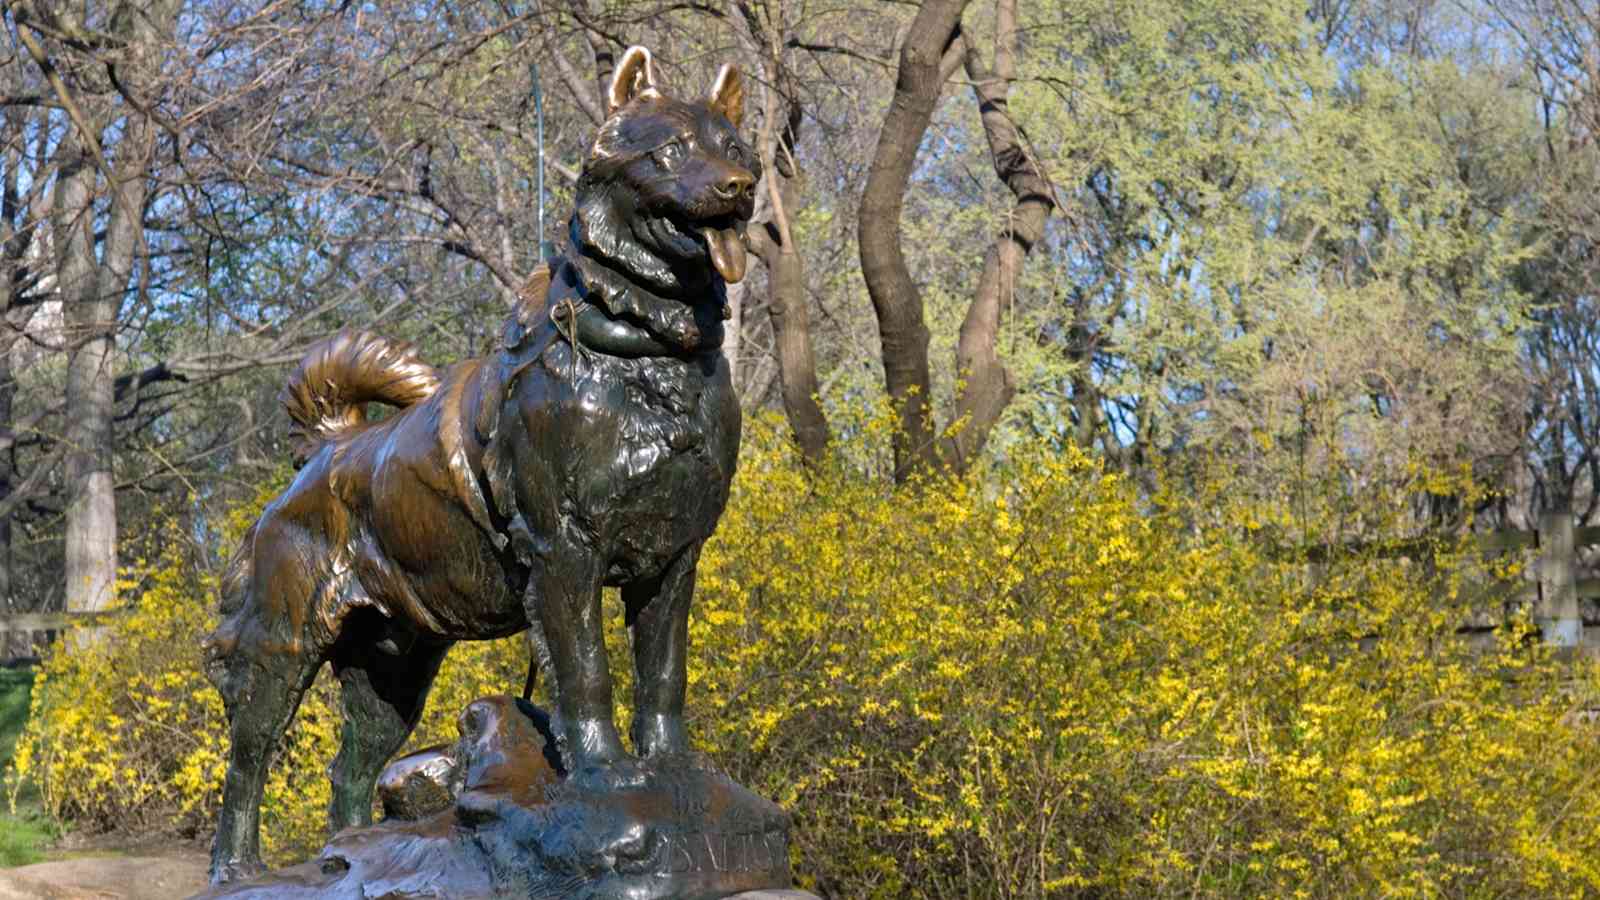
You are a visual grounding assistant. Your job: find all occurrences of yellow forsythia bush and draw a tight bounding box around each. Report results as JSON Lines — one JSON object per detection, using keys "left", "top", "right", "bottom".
{"left": 7, "top": 475, "right": 530, "bottom": 864}
{"left": 12, "top": 413, "right": 1600, "bottom": 897}
{"left": 691, "top": 419, "right": 1600, "bottom": 898}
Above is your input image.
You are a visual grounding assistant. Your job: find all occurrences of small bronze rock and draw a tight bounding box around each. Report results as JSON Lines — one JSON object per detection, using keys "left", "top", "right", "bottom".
{"left": 376, "top": 744, "right": 455, "bottom": 822}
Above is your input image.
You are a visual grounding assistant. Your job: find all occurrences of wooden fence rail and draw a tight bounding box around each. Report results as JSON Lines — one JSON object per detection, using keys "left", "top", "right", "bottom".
{"left": 3, "top": 511, "right": 1598, "bottom": 648}
{"left": 1285, "top": 507, "right": 1598, "bottom": 649}
{"left": 0, "top": 609, "right": 124, "bottom": 634}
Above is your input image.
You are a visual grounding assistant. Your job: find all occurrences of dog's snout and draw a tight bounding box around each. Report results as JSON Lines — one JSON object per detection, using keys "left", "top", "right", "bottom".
{"left": 715, "top": 170, "right": 755, "bottom": 201}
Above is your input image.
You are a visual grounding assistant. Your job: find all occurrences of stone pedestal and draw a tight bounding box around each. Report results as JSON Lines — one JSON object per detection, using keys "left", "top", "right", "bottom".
{"left": 194, "top": 696, "right": 801, "bottom": 900}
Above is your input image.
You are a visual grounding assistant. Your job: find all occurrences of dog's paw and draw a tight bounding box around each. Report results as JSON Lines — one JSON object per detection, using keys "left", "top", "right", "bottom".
{"left": 632, "top": 712, "right": 689, "bottom": 759}
{"left": 209, "top": 855, "right": 267, "bottom": 886}
{"left": 568, "top": 755, "right": 650, "bottom": 793}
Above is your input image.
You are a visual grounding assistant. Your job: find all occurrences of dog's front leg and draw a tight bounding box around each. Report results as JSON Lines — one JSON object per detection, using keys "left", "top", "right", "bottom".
{"left": 530, "top": 537, "right": 629, "bottom": 773}
{"left": 624, "top": 544, "right": 700, "bottom": 758}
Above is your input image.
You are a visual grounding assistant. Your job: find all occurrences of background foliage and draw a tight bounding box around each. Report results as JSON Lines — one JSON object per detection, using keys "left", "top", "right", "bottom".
{"left": 1, "top": 0, "right": 1598, "bottom": 615}
{"left": 7, "top": 0, "right": 1600, "bottom": 895}
{"left": 12, "top": 416, "right": 1600, "bottom": 898}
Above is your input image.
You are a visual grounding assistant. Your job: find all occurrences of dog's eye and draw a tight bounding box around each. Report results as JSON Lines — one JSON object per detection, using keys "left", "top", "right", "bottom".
{"left": 725, "top": 142, "right": 743, "bottom": 164}
{"left": 656, "top": 140, "right": 684, "bottom": 168}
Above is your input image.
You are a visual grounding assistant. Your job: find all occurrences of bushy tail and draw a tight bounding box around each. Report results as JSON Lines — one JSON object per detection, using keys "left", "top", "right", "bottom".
{"left": 281, "top": 329, "right": 441, "bottom": 464}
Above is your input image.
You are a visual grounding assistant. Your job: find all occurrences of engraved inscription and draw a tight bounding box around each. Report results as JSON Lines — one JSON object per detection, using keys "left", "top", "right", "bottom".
{"left": 669, "top": 777, "right": 711, "bottom": 821}
{"left": 651, "top": 830, "right": 785, "bottom": 876}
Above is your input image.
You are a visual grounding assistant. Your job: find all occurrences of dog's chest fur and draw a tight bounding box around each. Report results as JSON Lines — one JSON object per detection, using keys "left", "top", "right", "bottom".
{"left": 503, "top": 330, "right": 739, "bottom": 584}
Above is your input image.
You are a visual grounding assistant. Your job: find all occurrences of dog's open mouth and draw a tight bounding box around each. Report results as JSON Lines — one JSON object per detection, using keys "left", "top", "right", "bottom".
{"left": 650, "top": 213, "right": 749, "bottom": 284}
{"left": 656, "top": 213, "right": 746, "bottom": 284}
{"left": 695, "top": 215, "right": 747, "bottom": 285}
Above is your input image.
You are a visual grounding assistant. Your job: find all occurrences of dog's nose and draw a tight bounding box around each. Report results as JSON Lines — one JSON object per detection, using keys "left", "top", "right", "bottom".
{"left": 715, "top": 170, "right": 755, "bottom": 201}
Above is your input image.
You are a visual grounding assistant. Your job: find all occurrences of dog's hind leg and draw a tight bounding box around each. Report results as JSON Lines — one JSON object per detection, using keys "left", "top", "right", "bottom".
{"left": 208, "top": 646, "right": 322, "bottom": 884}
{"left": 327, "top": 638, "right": 451, "bottom": 833}
{"left": 624, "top": 545, "right": 700, "bottom": 758}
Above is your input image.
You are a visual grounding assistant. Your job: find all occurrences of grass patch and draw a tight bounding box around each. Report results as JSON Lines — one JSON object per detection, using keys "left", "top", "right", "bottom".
{"left": 0, "top": 811, "right": 52, "bottom": 867}
{"left": 0, "top": 666, "right": 34, "bottom": 770}
{"left": 0, "top": 665, "right": 53, "bottom": 866}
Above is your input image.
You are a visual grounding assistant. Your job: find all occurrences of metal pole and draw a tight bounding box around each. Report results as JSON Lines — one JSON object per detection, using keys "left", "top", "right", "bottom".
{"left": 531, "top": 62, "right": 553, "bottom": 262}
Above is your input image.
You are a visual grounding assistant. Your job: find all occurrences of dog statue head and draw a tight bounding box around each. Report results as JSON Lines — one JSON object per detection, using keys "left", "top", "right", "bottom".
{"left": 573, "top": 46, "right": 760, "bottom": 298}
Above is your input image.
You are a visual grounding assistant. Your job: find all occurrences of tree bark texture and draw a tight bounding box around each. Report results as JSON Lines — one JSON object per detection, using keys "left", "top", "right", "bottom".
{"left": 724, "top": 274, "right": 747, "bottom": 393}
{"left": 945, "top": 0, "right": 1055, "bottom": 470}
{"left": 25, "top": 2, "right": 166, "bottom": 614}
{"left": 54, "top": 132, "right": 120, "bottom": 614}
{"left": 0, "top": 102, "right": 20, "bottom": 625}
{"left": 859, "top": 0, "right": 971, "bottom": 480}
{"left": 754, "top": 54, "right": 828, "bottom": 463}
{"left": 727, "top": 0, "right": 831, "bottom": 463}
{"left": 0, "top": 353, "right": 12, "bottom": 626}
{"left": 752, "top": 212, "right": 828, "bottom": 462}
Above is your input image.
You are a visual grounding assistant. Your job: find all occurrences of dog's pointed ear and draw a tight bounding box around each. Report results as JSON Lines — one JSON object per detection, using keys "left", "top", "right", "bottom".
{"left": 607, "top": 46, "right": 661, "bottom": 116}
{"left": 707, "top": 64, "right": 743, "bottom": 128}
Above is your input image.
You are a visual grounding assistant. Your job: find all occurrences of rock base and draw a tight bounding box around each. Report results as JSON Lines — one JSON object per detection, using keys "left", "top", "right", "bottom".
{"left": 194, "top": 696, "right": 798, "bottom": 900}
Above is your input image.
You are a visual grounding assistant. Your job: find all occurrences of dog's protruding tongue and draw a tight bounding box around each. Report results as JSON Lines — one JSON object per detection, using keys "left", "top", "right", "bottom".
{"left": 701, "top": 225, "right": 747, "bottom": 283}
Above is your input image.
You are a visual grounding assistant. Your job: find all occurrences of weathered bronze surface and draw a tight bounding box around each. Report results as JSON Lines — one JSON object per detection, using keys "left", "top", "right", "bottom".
{"left": 194, "top": 696, "right": 797, "bottom": 900}
{"left": 201, "top": 46, "right": 778, "bottom": 894}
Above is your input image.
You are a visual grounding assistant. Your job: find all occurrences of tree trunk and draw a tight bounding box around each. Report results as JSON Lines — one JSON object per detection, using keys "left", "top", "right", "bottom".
{"left": 28, "top": 2, "right": 163, "bottom": 619}
{"left": 0, "top": 347, "right": 13, "bottom": 615}
{"left": 52, "top": 133, "right": 118, "bottom": 615}
{"left": 0, "top": 118, "right": 15, "bottom": 651}
{"left": 728, "top": 0, "right": 832, "bottom": 463}
{"left": 724, "top": 275, "right": 747, "bottom": 393}
{"left": 859, "top": 0, "right": 970, "bottom": 480}
{"left": 752, "top": 215, "right": 828, "bottom": 462}
{"left": 753, "top": 69, "right": 828, "bottom": 463}
{"left": 0, "top": 104, "right": 16, "bottom": 624}
{"left": 944, "top": 0, "right": 1055, "bottom": 471}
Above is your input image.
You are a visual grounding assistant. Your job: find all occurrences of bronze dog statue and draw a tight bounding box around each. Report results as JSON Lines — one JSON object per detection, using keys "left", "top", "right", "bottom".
{"left": 202, "top": 46, "right": 756, "bottom": 884}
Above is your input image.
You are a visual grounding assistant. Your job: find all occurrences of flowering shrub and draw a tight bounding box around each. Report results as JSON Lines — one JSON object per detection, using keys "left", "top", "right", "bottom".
{"left": 11, "top": 414, "right": 1600, "bottom": 896}
{"left": 7, "top": 476, "right": 528, "bottom": 863}
{"left": 692, "top": 420, "right": 1600, "bottom": 897}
